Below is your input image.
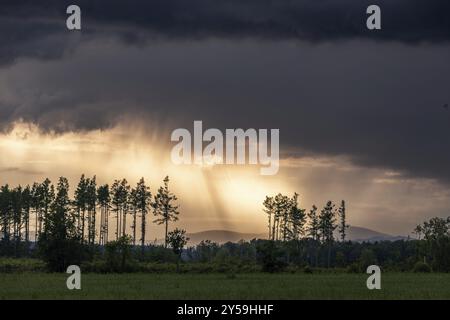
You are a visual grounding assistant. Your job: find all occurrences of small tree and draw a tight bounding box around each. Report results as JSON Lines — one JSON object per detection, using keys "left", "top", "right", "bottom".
{"left": 39, "top": 178, "right": 55, "bottom": 239}
{"left": 338, "top": 200, "right": 349, "bottom": 242}
{"left": 153, "top": 176, "right": 179, "bottom": 248}
{"left": 288, "top": 193, "right": 306, "bottom": 240}
{"left": 74, "top": 175, "right": 88, "bottom": 242}
{"left": 307, "top": 205, "right": 319, "bottom": 241}
{"left": 39, "top": 177, "right": 82, "bottom": 272}
{"left": 359, "top": 248, "right": 378, "bottom": 271}
{"left": 262, "top": 196, "right": 274, "bottom": 240}
{"left": 22, "top": 185, "right": 32, "bottom": 246}
{"left": 415, "top": 217, "right": 450, "bottom": 272}
{"left": 111, "top": 179, "right": 129, "bottom": 239}
{"left": 97, "top": 184, "right": 110, "bottom": 245}
{"left": 0, "top": 185, "right": 12, "bottom": 247}
{"left": 105, "top": 235, "right": 133, "bottom": 272}
{"left": 272, "top": 193, "right": 289, "bottom": 241}
{"left": 167, "top": 228, "right": 189, "bottom": 272}
{"left": 130, "top": 187, "right": 138, "bottom": 246}
{"left": 86, "top": 176, "right": 97, "bottom": 245}
{"left": 319, "top": 201, "right": 337, "bottom": 268}
{"left": 135, "top": 178, "right": 151, "bottom": 257}
{"left": 256, "top": 240, "right": 287, "bottom": 273}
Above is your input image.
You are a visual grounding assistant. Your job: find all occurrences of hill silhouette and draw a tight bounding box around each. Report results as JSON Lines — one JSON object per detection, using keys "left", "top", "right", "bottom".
{"left": 185, "top": 226, "right": 407, "bottom": 245}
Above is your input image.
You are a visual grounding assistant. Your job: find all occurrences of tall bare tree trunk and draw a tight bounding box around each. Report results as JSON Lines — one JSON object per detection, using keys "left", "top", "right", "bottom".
{"left": 122, "top": 211, "right": 126, "bottom": 236}
{"left": 35, "top": 210, "right": 38, "bottom": 242}
{"left": 105, "top": 206, "right": 109, "bottom": 243}
{"left": 81, "top": 210, "right": 86, "bottom": 243}
{"left": 132, "top": 209, "right": 136, "bottom": 246}
{"left": 116, "top": 209, "right": 119, "bottom": 240}
{"left": 165, "top": 219, "right": 168, "bottom": 248}
{"left": 141, "top": 209, "right": 146, "bottom": 256}
{"left": 100, "top": 207, "right": 104, "bottom": 245}
{"left": 271, "top": 217, "right": 276, "bottom": 241}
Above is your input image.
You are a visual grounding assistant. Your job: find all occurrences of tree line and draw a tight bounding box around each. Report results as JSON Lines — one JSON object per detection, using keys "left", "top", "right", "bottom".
{"left": 1, "top": 177, "right": 449, "bottom": 273}
{"left": 262, "top": 194, "right": 450, "bottom": 271}
{"left": 413, "top": 216, "right": 450, "bottom": 271}
{"left": 263, "top": 194, "right": 348, "bottom": 243}
{"left": 0, "top": 175, "right": 180, "bottom": 257}
{"left": 263, "top": 194, "right": 348, "bottom": 268}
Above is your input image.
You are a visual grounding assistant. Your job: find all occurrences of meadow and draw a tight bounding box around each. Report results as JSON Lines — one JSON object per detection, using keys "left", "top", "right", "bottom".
{"left": 1, "top": 272, "right": 449, "bottom": 300}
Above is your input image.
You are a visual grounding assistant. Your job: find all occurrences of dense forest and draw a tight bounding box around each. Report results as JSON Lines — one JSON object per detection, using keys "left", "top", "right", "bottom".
{"left": 0, "top": 175, "right": 449, "bottom": 273}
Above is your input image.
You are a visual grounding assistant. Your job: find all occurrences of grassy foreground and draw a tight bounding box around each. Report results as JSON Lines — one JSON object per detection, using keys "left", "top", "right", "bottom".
{"left": 0, "top": 272, "right": 449, "bottom": 300}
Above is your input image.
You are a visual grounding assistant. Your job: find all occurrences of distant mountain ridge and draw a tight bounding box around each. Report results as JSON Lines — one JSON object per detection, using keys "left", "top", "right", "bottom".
{"left": 2, "top": 226, "right": 408, "bottom": 245}
{"left": 186, "top": 226, "right": 408, "bottom": 245}
{"left": 186, "top": 230, "right": 267, "bottom": 245}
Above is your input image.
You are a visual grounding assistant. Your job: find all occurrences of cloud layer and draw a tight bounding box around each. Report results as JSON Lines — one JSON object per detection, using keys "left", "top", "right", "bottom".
{"left": 2, "top": 0, "right": 450, "bottom": 67}
{"left": 1, "top": 1, "right": 450, "bottom": 188}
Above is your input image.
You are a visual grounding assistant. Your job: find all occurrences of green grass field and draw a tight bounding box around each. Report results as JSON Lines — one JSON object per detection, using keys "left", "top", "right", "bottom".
{"left": 0, "top": 273, "right": 449, "bottom": 299}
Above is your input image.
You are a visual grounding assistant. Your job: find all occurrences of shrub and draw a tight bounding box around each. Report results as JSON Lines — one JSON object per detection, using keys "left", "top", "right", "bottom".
{"left": 413, "top": 261, "right": 431, "bottom": 273}
{"left": 0, "top": 258, "right": 46, "bottom": 273}
{"left": 346, "top": 263, "right": 361, "bottom": 274}
{"left": 256, "top": 241, "right": 288, "bottom": 273}
{"left": 105, "top": 235, "right": 135, "bottom": 272}
{"left": 358, "top": 249, "right": 378, "bottom": 271}
{"left": 38, "top": 238, "right": 87, "bottom": 272}
{"left": 303, "top": 265, "right": 313, "bottom": 274}
{"left": 140, "top": 262, "right": 177, "bottom": 273}
{"left": 285, "top": 264, "right": 300, "bottom": 274}
{"left": 138, "top": 245, "right": 177, "bottom": 263}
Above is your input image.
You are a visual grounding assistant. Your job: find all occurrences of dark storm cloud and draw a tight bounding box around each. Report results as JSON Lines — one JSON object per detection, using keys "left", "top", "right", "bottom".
{"left": 2, "top": 39, "right": 449, "bottom": 185}
{"left": 67, "top": 0, "right": 450, "bottom": 43}
{"left": 1, "top": 1, "right": 450, "bottom": 186}
{"left": 1, "top": 0, "right": 450, "bottom": 66}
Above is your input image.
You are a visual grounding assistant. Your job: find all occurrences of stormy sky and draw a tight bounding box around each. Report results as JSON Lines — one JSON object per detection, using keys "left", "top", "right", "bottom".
{"left": 0, "top": 1, "right": 449, "bottom": 235}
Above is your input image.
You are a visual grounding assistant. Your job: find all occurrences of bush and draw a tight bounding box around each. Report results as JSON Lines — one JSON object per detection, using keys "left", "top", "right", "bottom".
{"left": 138, "top": 245, "right": 177, "bottom": 263}
{"left": 346, "top": 263, "right": 361, "bottom": 273}
{"left": 105, "top": 236, "right": 135, "bottom": 272}
{"left": 256, "top": 241, "right": 288, "bottom": 273}
{"left": 285, "top": 264, "right": 300, "bottom": 274}
{"left": 78, "top": 261, "right": 261, "bottom": 274}
{"left": 358, "top": 249, "right": 378, "bottom": 271}
{"left": 142, "top": 262, "right": 177, "bottom": 273}
{"left": 38, "top": 238, "right": 87, "bottom": 272}
{"left": 413, "top": 261, "right": 431, "bottom": 273}
{"left": 303, "top": 265, "right": 313, "bottom": 274}
{"left": 0, "top": 258, "right": 46, "bottom": 273}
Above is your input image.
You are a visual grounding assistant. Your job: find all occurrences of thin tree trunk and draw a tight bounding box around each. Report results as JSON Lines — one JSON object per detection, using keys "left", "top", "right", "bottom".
{"left": 165, "top": 219, "right": 168, "bottom": 248}
{"left": 100, "top": 207, "right": 104, "bottom": 245}
{"left": 271, "top": 217, "right": 276, "bottom": 241}
{"left": 133, "top": 210, "right": 136, "bottom": 246}
{"left": 82, "top": 210, "right": 85, "bottom": 242}
{"left": 117, "top": 209, "right": 120, "bottom": 239}
{"left": 87, "top": 211, "right": 90, "bottom": 244}
{"left": 275, "top": 218, "right": 280, "bottom": 240}
{"left": 141, "top": 209, "right": 146, "bottom": 257}
{"left": 77, "top": 209, "right": 81, "bottom": 238}
{"left": 25, "top": 209, "right": 29, "bottom": 243}
{"left": 327, "top": 244, "right": 331, "bottom": 268}
{"left": 122, "top": 211, "right": 126, "bottom": 237}
{"left": 35, "top": 209, "right": 39, "bottom": 242}
{"left": 92, "top": 208, "right": 96, "bottom": 244}
{"left": 105, "top": 207, "right": 109, "bottom": 243}
{"left": 116, "top": 209, "right": 119, "bottom": 240}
